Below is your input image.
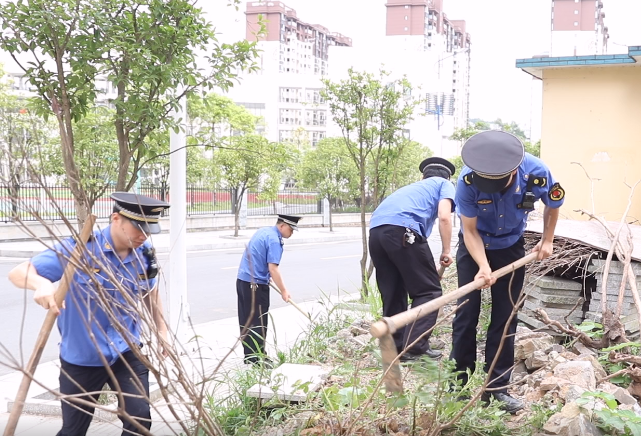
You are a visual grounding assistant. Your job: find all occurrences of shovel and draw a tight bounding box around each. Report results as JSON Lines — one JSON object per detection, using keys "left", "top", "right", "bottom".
{"left": 370, "top": 252, "right": 538, "bottom": 393}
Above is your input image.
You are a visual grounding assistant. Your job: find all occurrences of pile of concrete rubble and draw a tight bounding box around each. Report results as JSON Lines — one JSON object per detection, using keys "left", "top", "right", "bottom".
{"left": 513, "top": 326, "right": 640, "bottom": 436}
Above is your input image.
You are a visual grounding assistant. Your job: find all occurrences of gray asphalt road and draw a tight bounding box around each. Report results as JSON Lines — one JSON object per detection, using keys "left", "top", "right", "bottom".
{"left": 0, "top": 240, "right": 364, "bottom": 376}
{"left": 154, "top": 240, "right": 364, "bottom": 323}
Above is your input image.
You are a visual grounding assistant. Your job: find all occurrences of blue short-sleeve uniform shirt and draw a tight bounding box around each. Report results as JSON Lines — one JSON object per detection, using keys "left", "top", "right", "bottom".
{"left": 455, "top": 153, "right": 565, "bottom": 250}
{"left": 237, "top": 226, "right": 284, "bottom": 284}
{"left": 370, "top": 177, "right": 456, "bottom": 238}
{"left": 30, "top": 226, "right": 157, "bottom": 366}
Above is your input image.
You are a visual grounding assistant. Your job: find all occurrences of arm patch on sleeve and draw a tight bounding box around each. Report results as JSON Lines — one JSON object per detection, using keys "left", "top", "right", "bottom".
{"left": 549, "top": 183, "right": 565, "bottom": 201}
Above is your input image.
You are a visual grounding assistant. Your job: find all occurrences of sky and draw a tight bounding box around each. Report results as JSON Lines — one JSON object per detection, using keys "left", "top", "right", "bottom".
{"left": 203, "top": 0, "right": 641, "bottom": 138}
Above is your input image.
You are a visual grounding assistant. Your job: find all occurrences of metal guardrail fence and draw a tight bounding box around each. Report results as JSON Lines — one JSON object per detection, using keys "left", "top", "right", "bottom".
{"left": 0, "top": 185, "right": 323, "bottom": 222}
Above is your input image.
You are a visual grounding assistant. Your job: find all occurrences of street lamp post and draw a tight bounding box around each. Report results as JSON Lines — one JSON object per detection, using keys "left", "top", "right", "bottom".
{"left": 169, "top": 89, "right": 190, "bottom": 342}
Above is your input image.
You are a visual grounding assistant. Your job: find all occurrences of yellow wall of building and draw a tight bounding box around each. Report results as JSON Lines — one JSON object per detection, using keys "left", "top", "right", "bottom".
{"left": 540, "top": 65, "right": 641, "bottom": 222}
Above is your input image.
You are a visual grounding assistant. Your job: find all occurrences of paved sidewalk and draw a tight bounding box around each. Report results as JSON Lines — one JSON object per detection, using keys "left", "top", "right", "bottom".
{"left": 0, "top": 226, "right": 366, "bottom": 258}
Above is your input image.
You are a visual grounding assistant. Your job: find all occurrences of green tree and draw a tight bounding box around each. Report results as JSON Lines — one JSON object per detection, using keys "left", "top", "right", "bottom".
{"left": 366, "top": 139, "right": 432, "bottom": 206}
{"left": 524, "top": 140, "right": 541, "bottom": 157}
{"left": 42, "top": 106, "right": 120, "bottom": 208}
{"left": 0, "top": 74, "right": 54, "bottom": 217}
{"left": 298, "top": 137, "right": 358, "bottom": 232}
{"left": 450, "top": 126, "right": 479, "bottom": 148}
{"left": 215, "top": 135, "right": 286, "bottom": 237}
{"left": 188, "top": 93, "right": 257, "bottom": 147}
{"left": 450, "top": 155, "right": 465, "bottom": 179}
{"left": 322, "top": 68, "right": 419, "bottom": 296}
{"left": 494, "top": 118, "right": 527, "bottom": 140}
{"left": 0, "top": 0, "right": 260, "bottom": 224}
{"left": 474, "top": 120, "right": 490, "bottom": 130}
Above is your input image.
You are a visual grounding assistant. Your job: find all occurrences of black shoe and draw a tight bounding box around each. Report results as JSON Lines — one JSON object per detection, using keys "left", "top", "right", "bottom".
{"left": 400, "top": 348, "right": 443, "bottom": 362}
{"left": 481, "top": 392, "right": 524, "bottom": 414}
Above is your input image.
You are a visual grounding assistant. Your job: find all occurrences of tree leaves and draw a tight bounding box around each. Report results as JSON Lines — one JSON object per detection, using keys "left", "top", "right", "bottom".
{"left": 0, "top": 0, "right": 263, "bottom": 218}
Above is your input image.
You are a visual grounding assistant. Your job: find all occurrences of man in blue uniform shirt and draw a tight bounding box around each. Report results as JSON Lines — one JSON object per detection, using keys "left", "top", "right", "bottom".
{"left": 237, "top": 214, "right": 301, "bottom": 365}
{"left": 369, "top": 157, "right": 456, "bottom": 361}
{"left": 451, "top": 130, "right": 564, "bottom": 413}
{"left": 8, "top": 192, "right": 170, "bottom": 436}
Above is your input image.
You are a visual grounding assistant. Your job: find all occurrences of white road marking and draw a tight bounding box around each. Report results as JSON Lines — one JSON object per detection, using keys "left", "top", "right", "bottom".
{"left": 320, "top": 254, "right": 361, "bottom": 260}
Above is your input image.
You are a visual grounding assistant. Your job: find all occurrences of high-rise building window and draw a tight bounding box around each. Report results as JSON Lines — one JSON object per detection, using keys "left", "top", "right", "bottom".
{"left": 279, "top": 130, "right": 293, "bottom": 142}
{"left": 305, "top": 88, "right": 325, "bottom": 104}
{"left": 279, "top": 87, "right": 301, "bottom": 103}
{"left": 279, "top": 109, "right": 301, "bottom": 125}
{"left": 574, "top": 21, "right": 579, "bottom": 26}
{"left": 310, "top": 131, "right": 326, "bottom": 147}
{"left": 575, "top": 10, "right": 579, "bottom": 14}
{"left": 305, "top": 110, "right": 327, "bottom": 126}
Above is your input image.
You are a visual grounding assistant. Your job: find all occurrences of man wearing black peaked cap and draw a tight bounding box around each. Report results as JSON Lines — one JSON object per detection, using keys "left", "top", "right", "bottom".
{"left": 236, "top": 214, "right": 302, "bottom": 365}
{"left": 369, "top": 156, "right": 456, "bottom": 362}
{"left": 8, "top": 192, "right": 170, "bottom": 435}
{"left": 451, "top": 130, "right": 564, "bottom": 413}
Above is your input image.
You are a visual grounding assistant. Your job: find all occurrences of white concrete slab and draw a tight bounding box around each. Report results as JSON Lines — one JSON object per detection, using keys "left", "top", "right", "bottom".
{"left": 246, "top": 363, "right": 328, "bottom": 402}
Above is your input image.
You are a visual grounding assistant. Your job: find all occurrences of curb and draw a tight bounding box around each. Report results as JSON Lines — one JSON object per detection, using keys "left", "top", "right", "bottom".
{"left": 0, "top": 234, "right": 363, "bottom": 258}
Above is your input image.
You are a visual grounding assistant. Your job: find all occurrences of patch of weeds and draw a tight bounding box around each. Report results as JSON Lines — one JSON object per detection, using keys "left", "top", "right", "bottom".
{"left": 404, "top": 359, "right": 511, "bottom": 435}
{"left": 364, "top": 282, "right": 383, "bottom": 320}
{"left": 477, "top": 289, "right": 492, "bottom": 343}
{"left": 597, "top": 342, "right": 641, "bottom": 387}
{"left": 577, "top": 391, "right": 641, "bottom": 436}
{"left": 575, "top": 320, "right": 604, "bottom": 339}
{"left": 207, "top": 295, "right": 359, "bottom": 435}
{"left": 284, "top": 299, "right": 356, "bottom": 364}
{"left": 206, "top": 364, "right": 287, "bottom": 435}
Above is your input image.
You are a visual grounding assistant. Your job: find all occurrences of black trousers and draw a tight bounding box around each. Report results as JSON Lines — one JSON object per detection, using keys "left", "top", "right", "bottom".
{"left": 237, "top": 279, "right": 270, "bottom": 363}
{"left": 369, "top": 225, "right": 442, "bottom": 355}
{"left": 57, "top": 351, "right": 151, "bottom": 436}
{"left": 450, "top": 234, "right": 525, "bottom": 393}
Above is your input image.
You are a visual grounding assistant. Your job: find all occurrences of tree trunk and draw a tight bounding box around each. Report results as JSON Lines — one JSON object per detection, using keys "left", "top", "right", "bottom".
{"left": 329, "top": 196, "right": 334, "bottom": 232}
{"left": 53, "top": 103, "right": 88, "bottom": 228}
{"left": 359, "top": 165, "right": 368, "bottom": 298}
{"left": 115, "top": 62, "right": 131, "bottom": 192}
{"left": 234, "top": 188, "right": 242, "bottom": 237}
{"left": 367, "top": 260, "right": 375, "bottom": 280}
{"left": 9, "top": 182, "right": 19, "bottom": 220}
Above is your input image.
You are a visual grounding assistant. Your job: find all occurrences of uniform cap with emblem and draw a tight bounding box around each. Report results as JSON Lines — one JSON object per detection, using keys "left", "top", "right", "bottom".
{"left": 461, "top": 130, "right": 525, "bottom": 194}
{"left": 277, "top": 214, "right": 302, "bottom": 231}
{"left": 418, "top": 156, "right": 456, "bottom": 178}
{"left": 111, "top": 192, "right": 170, "bottom": 234}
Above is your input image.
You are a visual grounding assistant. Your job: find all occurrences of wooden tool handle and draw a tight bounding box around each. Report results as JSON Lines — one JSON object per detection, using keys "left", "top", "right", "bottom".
{"left": 371, "top": 252, "right": 538, "bottom": 339}
{"left": 4, "top": 215, "right": 96, "bottom": 436}
{"left": 269, "top": 283, "right": 312, "bottom": 321}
